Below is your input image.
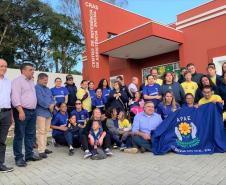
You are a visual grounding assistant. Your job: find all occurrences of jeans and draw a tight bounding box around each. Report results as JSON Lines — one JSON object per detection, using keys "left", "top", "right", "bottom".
{"left": 0, "top": 110, "right": 11, "bottom": 165}
{"left": 110, "top": 132, "right": 122, "bottom": 147}
{"left": 124, "top": 136, "right": 133, "bottom": 148}
{"left": 132, "top": 136, "right": 152, "bottom": 152}
{"left": 54, "top": 130, "right": 80, "bottom": 147}
{"left": 13, "top": 109, "right": 36, "bottom": 161}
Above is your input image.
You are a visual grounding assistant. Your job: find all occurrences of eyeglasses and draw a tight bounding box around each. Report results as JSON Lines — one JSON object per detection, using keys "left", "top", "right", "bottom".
{"left": 76, "top": 103, "right": 81, "bottom": 105}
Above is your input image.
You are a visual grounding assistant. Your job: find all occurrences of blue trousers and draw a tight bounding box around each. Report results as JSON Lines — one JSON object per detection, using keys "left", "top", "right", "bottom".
{"left": 13, "top": 109, "right": 36, "bottom": 161}
{"left": 132, "top": 136, "right": 152, "bottom": 152}
{"left": 54, "top": 130, "right": 80, "bottom": 147}
{"left": 109, "top": 132, "right": 122, "bottom": 146}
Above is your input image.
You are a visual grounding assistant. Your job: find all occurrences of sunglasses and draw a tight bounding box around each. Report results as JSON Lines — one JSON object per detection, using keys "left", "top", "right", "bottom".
{"left": 76, "top": 103, "right": 82, "bottom": 105}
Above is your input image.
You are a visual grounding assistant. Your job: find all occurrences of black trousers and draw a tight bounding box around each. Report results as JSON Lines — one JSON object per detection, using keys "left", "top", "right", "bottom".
{"left": 81, "top": 133, "right": 111, "bottom": 151}
{"left": 0, "top": 110, "right": 11, "bottom": 165}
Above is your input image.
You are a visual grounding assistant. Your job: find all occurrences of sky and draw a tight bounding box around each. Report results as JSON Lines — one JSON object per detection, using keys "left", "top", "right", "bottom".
{"left": 125, "top": 0, "right": 211, "bottom": 24}
{"left": 48, "top": 0, "right": 211, "bottom": 72}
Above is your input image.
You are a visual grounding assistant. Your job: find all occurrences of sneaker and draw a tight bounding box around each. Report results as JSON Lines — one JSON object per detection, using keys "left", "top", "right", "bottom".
{"left": 119, "top": 144, "right": 127, "bottom": 151}
{"left": 104, "top": 148, "right": 113, "bottom": 156}
{"left": 15, "top": 159, "right": 27, "bottom": 167}
{"left": 0, "top": 165, "right": 14, "bottom": 173}
{"left": 39, "top": 153, "right": 48, "bottom": 159}
{"left": 124, "top": 148, "right": 138, "bottom": 154}
{"left": 45, "top": 149, "right": 53, "bottom": 154}
{"left": 52, "top": 138, "right": 59, "bottom": 147}
{"left": 25, "top": 154, "right": 42, "bottom": 162}
{"left": 69, "top": 148, "right": 74, "bottom": 156}
{"left": 140, "top": 147, "right": 146, "bottom": 153}
{"left": 113, "top": 144, "right": 118, "bottom": 149}
{"left": 84, "top": 150, "right": 92, "bottom": 159}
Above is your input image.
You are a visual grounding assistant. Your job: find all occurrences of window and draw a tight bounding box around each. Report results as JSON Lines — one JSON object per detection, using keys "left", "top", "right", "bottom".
{"left": 142, "top": 62, "right": 180, "bottom": 82}
{"left": 213, "top": 56, "right": 226, "bottom": 76}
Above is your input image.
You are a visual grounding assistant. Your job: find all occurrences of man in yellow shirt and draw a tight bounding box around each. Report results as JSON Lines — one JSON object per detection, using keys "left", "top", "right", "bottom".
{"left": 198, "top": 86, "right": 223, "bottom": 105}
{"left": 76, "top": 80, "right": 92, "bottom": 113}
{"left": 150, "top": 68, "right": 163, "bottom": 85}
{"left": 181, "top": 71, "right": 198, "bottom": 96}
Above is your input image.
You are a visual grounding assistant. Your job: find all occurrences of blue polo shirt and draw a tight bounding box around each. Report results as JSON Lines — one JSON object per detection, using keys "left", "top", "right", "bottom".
{"left": 89, "top": 89, "right": 96, "bottom": 100}
{"left": 132, "top": 112, "right": 162, "bottom": 134}
{"left": 51, "top": 86, "right": 69, "bottom": 104}
{"left": 51, "top": 112, "right": 68, "bottom": 137}
{"left": 157, "top": 102, "right": 180, "bottom": 120}
{"left": 181, "top": 103, "right": 195, "bottom": 108}
{"left": 102, "top": 88, "right": 111, "bottom": 102}
{"left": 92, "top": 96, "right": 106, "bottom": 111}
{"left": 143, "top": 83, "right": 160, "bottom": 106}
{"left": 70, "top": 109, "right": 89, "bottom": 125}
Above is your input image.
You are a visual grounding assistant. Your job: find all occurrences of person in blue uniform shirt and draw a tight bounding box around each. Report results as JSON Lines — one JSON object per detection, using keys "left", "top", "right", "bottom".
{"left": 143, "top": 74, "right": 161, "bottom": 107}
{"left": 182, "top": 93, "right": 197, "bottom": 108}
{"left": 92, "top": 88, "right": 106, "bottom": 113}
{"left": 88, "top": 81, "right": 96, "bottom": 101}
{"left": 157, "top": 91, "right": 180, "bottom": 120}
{"left": 97, "top": 79, "right": 111, "bottom": 104}
{"left": 50, "top": 103, "right": 75, "bottom": 156}
{"left": 70, "top": 99, "right": 89, "bottom": 141}
{"left": 71, "top": 99, "right": 89, "bottom": 126}
{"left": 51, "top": 77, "right": 69, "bottom": 105}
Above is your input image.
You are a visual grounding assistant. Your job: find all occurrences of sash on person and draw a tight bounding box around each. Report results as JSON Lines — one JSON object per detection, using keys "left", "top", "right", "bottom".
{"left": 152, "top": 103, "right": 226, "bottom": 155}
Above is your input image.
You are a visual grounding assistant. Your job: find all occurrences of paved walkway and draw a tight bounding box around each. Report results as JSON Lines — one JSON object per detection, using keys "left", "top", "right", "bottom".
{"left": 1, "top": 145, "right": 226, "bottom": 185}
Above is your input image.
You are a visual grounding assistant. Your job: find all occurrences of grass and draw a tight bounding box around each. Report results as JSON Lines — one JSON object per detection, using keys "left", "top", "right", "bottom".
{"left": 6, "top": 137, "right": 14, "bottom": 146}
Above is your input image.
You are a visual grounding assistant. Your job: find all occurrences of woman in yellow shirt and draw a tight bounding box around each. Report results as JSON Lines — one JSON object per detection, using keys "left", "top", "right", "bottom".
{"left": 118, "top": 111, "right": 131, "bottom": 131}
{"left": 76, "top": 80, "right": 92, "bottom": 114}
{"left": 118, "top": 111, "right": 131, "bottom": 147}
{"left": 181, "top": 71, "right": 198, "bottom": 97}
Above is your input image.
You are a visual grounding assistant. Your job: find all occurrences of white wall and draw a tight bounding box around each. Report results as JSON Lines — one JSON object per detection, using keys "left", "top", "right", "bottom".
{"left": 5, "top": 68, "right": 82, "bottom": 88}
{"left": 213, "top": 56, "right": 226, "bottom": 76}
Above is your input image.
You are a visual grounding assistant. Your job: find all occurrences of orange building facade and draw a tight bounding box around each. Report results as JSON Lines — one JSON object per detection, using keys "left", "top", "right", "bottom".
{"left": 80, "top": 0, "right": 226, "bottom": 86}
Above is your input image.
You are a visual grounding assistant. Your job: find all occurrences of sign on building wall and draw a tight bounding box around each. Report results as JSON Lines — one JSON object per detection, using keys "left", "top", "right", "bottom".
{"left": 85, "top": 1, "right": 100, "bottom": 69}
{"left": 142, "top": 62, "right": 180, "bottom": 82}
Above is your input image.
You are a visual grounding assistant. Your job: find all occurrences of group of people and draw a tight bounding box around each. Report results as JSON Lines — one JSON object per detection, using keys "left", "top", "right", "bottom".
{"left": 0, "top": 58, "right": 226, "bottom": 173}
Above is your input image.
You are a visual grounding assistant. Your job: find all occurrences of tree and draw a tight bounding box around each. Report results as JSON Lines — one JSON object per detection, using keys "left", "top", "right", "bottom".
{"left": 49, "top": 14, "right": 83, "bottom": 73}
{"left": 56, "top": 0, "right": 128, "bottom": 72}
{"left": 0, "top": 0, "right": 83, "bottom": 73}
{"left": 59, "top": 0, "right": 128, "bottom": 33}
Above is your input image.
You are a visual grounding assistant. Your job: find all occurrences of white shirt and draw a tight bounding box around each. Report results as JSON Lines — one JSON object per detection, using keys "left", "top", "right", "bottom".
{"left": 0, "top": 76, "right": 11, "bottom": 108}
{"left": 128, "top": 83, "right": 138, "bottom": 94}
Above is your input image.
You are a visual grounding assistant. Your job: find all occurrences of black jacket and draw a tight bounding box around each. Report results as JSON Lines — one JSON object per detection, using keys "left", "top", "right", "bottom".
{"left": 207, "top": 74, "right": 223, "bottom": 87}
{"left": 65, "top": 83, "right": 77, "bottom": 106}
{"left": 192, "top": 73, "right": 203, "bottom": 85}
{"left": 108, "top": 89, "right": 128, "bottom": 111}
